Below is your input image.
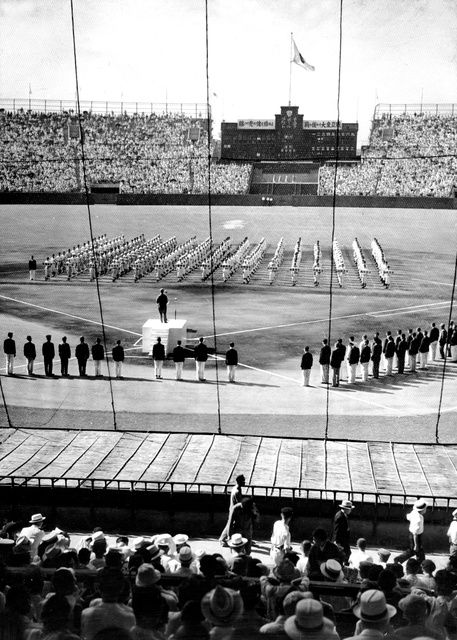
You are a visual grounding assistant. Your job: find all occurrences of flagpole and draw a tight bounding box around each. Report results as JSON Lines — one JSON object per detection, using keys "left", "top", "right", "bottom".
{"left": 289, "top": 33, "right": 293, "bottom": 106}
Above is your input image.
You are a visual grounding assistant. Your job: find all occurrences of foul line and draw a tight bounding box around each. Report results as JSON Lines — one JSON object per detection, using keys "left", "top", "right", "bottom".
{"left": 188, "top": 312, "right": 372, "bottom": 340}
{"left": 188, "top": 300, "right": 452, "bottom": 341}
{"left": 408, "top": 277, "right": 455, "bottom": 287}
{"left": 0, "top": 294, "right": 142, "bottom": 336}
{"left": 368, "top": 301, "right": 450, "bottom": 318}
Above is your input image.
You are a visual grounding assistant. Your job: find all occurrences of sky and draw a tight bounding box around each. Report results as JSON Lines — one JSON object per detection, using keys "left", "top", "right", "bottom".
{"left": 0, "top": 0, "right": 457, "bottom": 145}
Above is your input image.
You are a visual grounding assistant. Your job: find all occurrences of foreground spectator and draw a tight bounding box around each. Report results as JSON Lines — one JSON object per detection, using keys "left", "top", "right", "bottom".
{"left": 349, "top": 588, "right": 396, "bottom": 639}
{"left": 201, "top": 585, "right": 243, "bottom": 639}
{"left": 284, "top": 598, "right": 339, "bottom": 640}
{"left": 80, "top": 567, "right": 135, "bottom": 640}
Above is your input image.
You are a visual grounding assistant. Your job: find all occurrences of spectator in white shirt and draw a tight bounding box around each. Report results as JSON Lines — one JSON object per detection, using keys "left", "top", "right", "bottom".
{"left": 18, "top": 513, "right": 46, "bottom": 559}
{"left": 296, "top": 539, "right": 312, "bottom": 575}
{"left": 349, "top": 538, "right": 374, "bottom": 569}
{"left": 447, "top": 508, "right": 457, "bottom": 556}
{"left": 394, "top": 499, "right": 427, "bottom": 564}
{"left": 270, "top": 507, "right": 293, "bottom": 566}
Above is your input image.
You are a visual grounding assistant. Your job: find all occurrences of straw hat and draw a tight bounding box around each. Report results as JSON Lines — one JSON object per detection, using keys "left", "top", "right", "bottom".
{"left": 284, "top": 599, "right": 335, "bottom": 640}
{"left": 29, "top": 513, "right": 46, "bottom": 524}
{"left": 145, "top": 544, "right": 162, "bottom": 562}
{"left": 179, "top": 546, "right": 194, "bottom": 563}
{"left": 340, "top": 499, "right": 355, "bottom": 510}
{"left": 201, "top": 585, "right": 243, "bottom": 626}
{"left": 132, "top": 536, "right": 150, "bottom": 550}
{"left": 135, "top": 563, "right": 161, "bottom": 587}
{"left": 173, "top": 533, "right": 189, "bottom": 546}
{"left": 353, "top": 589, "right": 397, "bottom": 622}
{"left": 13, "top": 536, "right": 31, "bottom": 554}
{"left": 413, "top": 499, "right": 428, "bottom": 513}
{"left": 227, "top": 533, "right": 247, "bottom": 549}
{"left": 320, "top": 559, "right": 343, "bottom": 581}
{"left": 42, "top": 528, "right": 64, "bottom": 543}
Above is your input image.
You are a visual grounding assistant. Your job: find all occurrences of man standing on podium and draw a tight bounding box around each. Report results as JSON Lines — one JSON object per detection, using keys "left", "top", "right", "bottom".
{"left": 156, "top": 288, "right": 168, "bottom": 323}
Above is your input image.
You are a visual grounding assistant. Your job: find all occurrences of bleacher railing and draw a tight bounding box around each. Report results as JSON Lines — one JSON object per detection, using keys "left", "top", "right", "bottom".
{"left": 2, "top": 475, "right": 456, "bottom": 513}
{"left": 374, "top": 103, "right": 457, "bottom": 119}
{"left": 0, "top": 98, "right": 209, "bottom": 119}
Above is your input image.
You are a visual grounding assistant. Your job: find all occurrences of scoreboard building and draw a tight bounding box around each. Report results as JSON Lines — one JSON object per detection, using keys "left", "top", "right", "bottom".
{"left": 221, "top": 105, "right": 358, "bottom": 162}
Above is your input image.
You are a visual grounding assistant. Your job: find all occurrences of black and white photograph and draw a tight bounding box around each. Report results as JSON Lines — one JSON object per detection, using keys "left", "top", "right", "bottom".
{"left": 0, "top": 1, "right": 457, "bottom": 637}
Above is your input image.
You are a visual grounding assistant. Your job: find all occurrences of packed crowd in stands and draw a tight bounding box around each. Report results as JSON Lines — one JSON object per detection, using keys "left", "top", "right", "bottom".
{"left": 0, "top": 110, "right": 251, "bottom": 194}
{"left": 1, "top": 499, "right": 457, "bottom": 640}
{"left": 319, "top": 112, "right": 457, "bottom": 197}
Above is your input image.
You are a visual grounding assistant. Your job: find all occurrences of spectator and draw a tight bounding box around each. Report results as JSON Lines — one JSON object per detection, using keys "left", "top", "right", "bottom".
{"left": 394, "top": 593, "right": 443, "bottom": 640}
{"left": 349, "top": 539, "right": 373, "bottom": 569}
{"left": 80, "top": 567, "right": 135, "bottom": 640}
{"left": 349, "top": 588, "right": 397, "bottom": 639}
{"left": 130, "top": 584, "right": 169, "bottom": 640}
{"left": 306, "top": 528, "right": 341, "bottom": 581}
{"left": 284, "top": 599, "right": 339, "bottom": 640}
{"left": 201, "top": 585, "right": 243, "bottom": 639}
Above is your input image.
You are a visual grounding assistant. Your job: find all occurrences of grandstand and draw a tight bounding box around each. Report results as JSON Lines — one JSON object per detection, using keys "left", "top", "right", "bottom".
{"left": 0, "top": 100, "right": 251, "bottom": 195}
{"left": 319, "top": 103, "right": 457, "bottom": 197}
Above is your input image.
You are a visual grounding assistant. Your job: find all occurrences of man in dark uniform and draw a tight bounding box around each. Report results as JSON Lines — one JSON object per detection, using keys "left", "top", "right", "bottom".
{"left": 330, "top": 342, "right": 342, "bottom": 387}
{"left": 332, "top": 499, "right": 355, "bottom": 564}
{"left": 58, "top": 336, "right": 71, "bottom": 376}
{"left": 91, "top": 337, "right": 104, "bottom": 377}
{"left": 371, "top": 334, "right": 382, "bottom": 379}
{"left": 300, "top": 346, "right": 313, "bottom": 387}
{"left": 336, "top": 338, "right": 346, "bottom": 381}
{"left": 225, "top": 342, "right": 239, "bottom": 383}
{"left": 28, "top": 255, "right": 37, "bottom": 281}
{"left": 112, "top": 340, "right": 125, "bottom": 379}
{"left": 429, "top": 322, "right": 439, "bottom": 361}
{"left": 194, "top": 337, "right": 208, "bottom": 381}
{"left": 42, "top": 335, "right": 55, "bottom": 377}
{"left": 438, "top": 323, "right": 447, "bottom": 360}
{"left": 384, "top": 335, "right": 396, "bottom": 376}
{"left": 347, "top": 339, "right": 360, "bottom": 383}
{"left": 3, "top": 332, "right": 16, "bottom": 375}
{"left": 172, "top": 340, "right": 186, "bottom": 380}
{"left": 152, "top": 337, "right": 165, "bottom": 379}
{"left": 75, "top": 337, "right": 90, "bottom": 377}
{"left": 23, "top": 336, "right": 36, "bottom": 376}
{"left": 419, "top": 330, "right": 430, "bottom": 369}
{"left": 396, "top": 333, "right": 408, "bottom": 374}
{"left": 408, "top": 332, "right": 420, "bottom": 373}
{"left": 360, "top": 339, "right": 371, "bottom": 382}
{"left": 319, "top": 338, "right": 331, "bottom": 385}
{"left": 156, "top": 288, "right": 168, "bottom": 323}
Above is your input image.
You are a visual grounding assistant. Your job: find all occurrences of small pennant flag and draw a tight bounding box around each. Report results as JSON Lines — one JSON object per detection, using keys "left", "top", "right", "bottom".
{"left": 291, "top": 38, "right": 315, "bottom": 71}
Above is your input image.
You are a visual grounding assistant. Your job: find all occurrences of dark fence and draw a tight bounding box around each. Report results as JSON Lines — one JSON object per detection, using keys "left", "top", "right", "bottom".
{"left": 1, "top": 191, "right": 456, "bottom": 208}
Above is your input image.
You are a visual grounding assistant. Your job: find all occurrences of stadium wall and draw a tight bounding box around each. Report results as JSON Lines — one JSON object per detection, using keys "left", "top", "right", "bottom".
{"left": 1, "top": 192, "right": 456, "bottom": 208}
{"left": 0, "top": 485, "right": 451, "bottom": 550}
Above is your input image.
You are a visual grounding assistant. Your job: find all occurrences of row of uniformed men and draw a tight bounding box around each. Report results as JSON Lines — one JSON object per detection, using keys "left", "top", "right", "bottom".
{"left": 3, "top": 333, "right": 240, "bottom": 383}
{"left": 300, "top": 321, "right": 457, "bottom": 386}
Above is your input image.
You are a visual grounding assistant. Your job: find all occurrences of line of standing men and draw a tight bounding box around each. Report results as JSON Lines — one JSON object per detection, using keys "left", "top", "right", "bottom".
{"left": 312, "top": 321, "right": 456, "bottom": 386}
{"left": 3, "top": 333, "right": 125, "bottom": 379}
{"left": 4, "top": 332, "right": 238, "bottom": 383}
{"left": 152, "top": 337, "right": 238, "bottom": 382}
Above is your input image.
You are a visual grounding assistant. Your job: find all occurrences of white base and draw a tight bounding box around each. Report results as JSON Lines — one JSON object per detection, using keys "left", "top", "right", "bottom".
{"left": 142, "top": 318, "right": 187, "bottom": 355}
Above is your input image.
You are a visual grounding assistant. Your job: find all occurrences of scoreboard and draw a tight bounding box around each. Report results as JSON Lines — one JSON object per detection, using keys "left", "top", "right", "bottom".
{"left": 221, "top": 105, "right": 358, "bottom": 161}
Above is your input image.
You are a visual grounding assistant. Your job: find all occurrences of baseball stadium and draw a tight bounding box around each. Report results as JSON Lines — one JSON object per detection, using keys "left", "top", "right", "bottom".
{"left": 0, "top": 1, "right": 457, "bottom": 637}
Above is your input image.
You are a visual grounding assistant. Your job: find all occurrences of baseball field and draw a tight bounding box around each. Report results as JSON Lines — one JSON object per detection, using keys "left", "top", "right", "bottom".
{"left": 0, "top": 204, "right": 456, "bottom": 442}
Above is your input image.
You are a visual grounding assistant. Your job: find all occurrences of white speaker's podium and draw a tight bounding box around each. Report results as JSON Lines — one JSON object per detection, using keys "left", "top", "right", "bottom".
{"left": 142, "top": 318, "right": 187, "bottom": 355}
